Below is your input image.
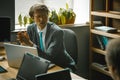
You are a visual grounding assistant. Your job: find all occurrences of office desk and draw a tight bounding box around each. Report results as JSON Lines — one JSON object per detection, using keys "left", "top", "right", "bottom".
{"left": 0, "top": 59, "right": 86, "bottom": 80}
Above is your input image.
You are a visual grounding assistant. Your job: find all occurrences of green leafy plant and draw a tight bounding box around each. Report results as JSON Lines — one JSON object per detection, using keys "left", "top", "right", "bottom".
{"left": 49, "top": 10, "right": 59, "bottom": 24}
{"left": 18, "top": 14, "right": 22, "bottom": 26}
{"left": 49, "top": 3, "right": 76, "bottom": 25}
{"left": 23, "top": 16, "right": 27, "bottom": 27}
{"left": 28, "top": 17, "right": 34, "bottom": 24}
{"left": 18, "top": 14, "right": 34, "bottom": 27}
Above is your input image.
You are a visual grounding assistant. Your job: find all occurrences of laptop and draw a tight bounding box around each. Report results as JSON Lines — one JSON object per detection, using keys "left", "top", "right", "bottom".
{"left": 4, "top": 43, "right": 38, "bottom": 69}
{"left": 7, "top": 52, "right": 50, "bottom": 80}
{"left": 35, "top": 68, "right": 72, "bottom": 80}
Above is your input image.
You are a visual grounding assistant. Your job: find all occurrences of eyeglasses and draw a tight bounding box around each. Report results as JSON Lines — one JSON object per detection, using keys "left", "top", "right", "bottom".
{"left": 34, "top": 13, "right": 48, "bottom": 19}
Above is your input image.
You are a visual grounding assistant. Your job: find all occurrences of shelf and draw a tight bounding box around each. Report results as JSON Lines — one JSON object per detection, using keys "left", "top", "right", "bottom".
{"left": 90, "top": 0, "right": 120, "bottom": 79}
{"left": 91, "top": 29, "right": 120, "bottom": 38}
{"left": 91, "top": 63, "right": 111, "bottom": 77}
{"left": 92, "top": 47, "right": 106, "bottom": 55}
{"left": 91, "top": 11, "right": 120, "bottom": 19}
{"left": 109, "top": 11, "right": 120, "bottom": 15}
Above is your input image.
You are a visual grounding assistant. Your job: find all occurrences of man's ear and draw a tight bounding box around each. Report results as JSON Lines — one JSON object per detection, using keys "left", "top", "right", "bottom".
{"left": 32, "top": 17, "right": 34, "bottom": 19}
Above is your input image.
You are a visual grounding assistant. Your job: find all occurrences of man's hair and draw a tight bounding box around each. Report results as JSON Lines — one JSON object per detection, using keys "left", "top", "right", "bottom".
{"left": 29, "top": 3, "right": 49, "bottom": 18}
{"left": 106, "top": 38, "right": 120, "bottom": 76}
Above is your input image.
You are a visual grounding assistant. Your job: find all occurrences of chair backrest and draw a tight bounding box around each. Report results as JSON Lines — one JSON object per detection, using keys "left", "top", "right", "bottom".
{"left": 63, "top": 29, "right": 78, "bottom": 64}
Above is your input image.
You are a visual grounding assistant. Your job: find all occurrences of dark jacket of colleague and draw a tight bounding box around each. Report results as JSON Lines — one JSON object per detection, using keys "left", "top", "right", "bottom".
{"left": 27, "top": 22, "right": 76, "bottom": 70}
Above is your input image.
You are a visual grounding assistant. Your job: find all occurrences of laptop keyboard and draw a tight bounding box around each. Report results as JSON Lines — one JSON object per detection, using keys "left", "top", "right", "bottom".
{"left": 0, "top": 66, "right": 7, "bottom": 73}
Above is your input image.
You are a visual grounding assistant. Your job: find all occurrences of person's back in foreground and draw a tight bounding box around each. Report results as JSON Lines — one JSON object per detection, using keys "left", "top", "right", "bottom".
{"left": 106, "top": 38, "right": 120, "bottom": 80}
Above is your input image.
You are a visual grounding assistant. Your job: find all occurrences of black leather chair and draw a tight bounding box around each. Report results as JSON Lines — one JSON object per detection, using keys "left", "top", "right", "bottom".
{"left": 63, "top": 29, "right": 78, "bottom": 64}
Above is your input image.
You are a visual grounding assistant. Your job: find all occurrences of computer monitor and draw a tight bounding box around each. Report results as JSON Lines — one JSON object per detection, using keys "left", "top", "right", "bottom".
{"left": 0, "top": 17, "right": 11, "bottom": 46}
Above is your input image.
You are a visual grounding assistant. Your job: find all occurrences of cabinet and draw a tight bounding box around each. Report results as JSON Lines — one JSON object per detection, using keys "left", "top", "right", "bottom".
{"left": 89, "top": 0, "right": 120, "bottom": 80}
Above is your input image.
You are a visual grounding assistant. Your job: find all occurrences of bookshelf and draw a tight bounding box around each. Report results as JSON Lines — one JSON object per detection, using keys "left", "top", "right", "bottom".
{"left": 89, "top": 0, "right": 120, "bottom": 80}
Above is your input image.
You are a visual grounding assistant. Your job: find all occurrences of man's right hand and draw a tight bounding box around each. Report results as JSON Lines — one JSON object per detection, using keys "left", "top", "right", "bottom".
{"left": 17, "top": 31, "right": 33, "bottom": 47}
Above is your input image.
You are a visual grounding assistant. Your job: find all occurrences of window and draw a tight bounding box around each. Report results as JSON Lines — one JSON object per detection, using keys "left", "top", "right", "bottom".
{"left": 73, "top": 0, "right": 89, "bottom": 24}
{"left": 15, "top": 0, "right": 89, "bottom": 29}
{"left": 15, "top": 0, "right": 42, "bottom": 24}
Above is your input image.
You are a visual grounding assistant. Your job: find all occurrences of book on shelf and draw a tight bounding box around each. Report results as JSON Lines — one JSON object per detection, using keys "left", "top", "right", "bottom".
{"left": 92, "top": 62, "right": 108, "bottom": 71}
{"left": 86, "top": 21, "right": 103, "bottom": 26}
{"left": 94, "top": 26, "right": 117, "bottom": 33}
{"left": 96, "top": 35, "right": 105, "bottom": 50}
{"left": 95, "top": 35, "right": 109, "bottom": 50}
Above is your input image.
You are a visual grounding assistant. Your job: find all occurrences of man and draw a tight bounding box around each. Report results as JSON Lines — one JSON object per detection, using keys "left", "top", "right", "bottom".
{"left": 106, "top": 38, "right": 120, "bottom": 80}
{"left": 17, "top": 3, "right": 76, "bottom": 71}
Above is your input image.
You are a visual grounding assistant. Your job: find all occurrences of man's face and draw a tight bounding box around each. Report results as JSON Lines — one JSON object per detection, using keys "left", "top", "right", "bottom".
{"left": 33, "top": 11, "right": 48, "bottom": 29}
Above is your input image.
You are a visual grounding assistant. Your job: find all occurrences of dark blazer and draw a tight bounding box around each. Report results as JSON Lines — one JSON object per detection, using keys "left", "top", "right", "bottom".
{"left": 27, "top": 22, "right": 76, "bottom": 70}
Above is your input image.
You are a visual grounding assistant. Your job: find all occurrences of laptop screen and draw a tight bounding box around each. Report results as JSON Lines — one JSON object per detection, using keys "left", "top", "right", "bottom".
{"left": 16, "top": 53, "right": 50, "bottom": 80}
{"left": 4, "top": 43, "right": 38, "bottom": 69}
{"left": 35, "top": 68, "right": 72, "bottom": 80}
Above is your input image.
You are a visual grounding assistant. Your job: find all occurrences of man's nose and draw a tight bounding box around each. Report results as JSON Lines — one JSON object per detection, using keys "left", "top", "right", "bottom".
{"left": 39, "top": 17, "right": 44, "bottom": 21}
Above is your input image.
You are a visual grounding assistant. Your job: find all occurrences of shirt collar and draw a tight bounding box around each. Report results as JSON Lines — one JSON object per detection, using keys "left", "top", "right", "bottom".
{"left": 37, "top": 25, "right": 47, "bottom": 35}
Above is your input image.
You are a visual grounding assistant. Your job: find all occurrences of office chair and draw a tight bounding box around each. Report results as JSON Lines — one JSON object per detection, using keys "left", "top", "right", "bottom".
{"left": 63, "top": 29, "right": 78, "bottom": 64}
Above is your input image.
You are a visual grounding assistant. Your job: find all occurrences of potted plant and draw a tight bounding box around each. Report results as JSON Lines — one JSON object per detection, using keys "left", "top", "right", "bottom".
{"left": 18, "top": 14, "right": 34, "bottom": 27}
{"left": 49, "top": 3, "right": 76, "bottom": 25}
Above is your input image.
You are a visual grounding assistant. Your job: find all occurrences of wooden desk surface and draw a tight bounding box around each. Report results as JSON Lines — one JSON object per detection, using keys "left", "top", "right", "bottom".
{"left": 0, "top": 59, "right": 86, "bottom": 80}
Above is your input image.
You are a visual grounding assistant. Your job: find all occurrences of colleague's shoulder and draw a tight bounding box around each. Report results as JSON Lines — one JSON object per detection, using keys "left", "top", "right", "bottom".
{"left": 27, "top": 23, "right": 36, "bottom": 28}
{"left": 47, "top": 22, "right": 62, "bottom": 31}
{"left": 27, "top": 23, "right": 37, "bottom": 30}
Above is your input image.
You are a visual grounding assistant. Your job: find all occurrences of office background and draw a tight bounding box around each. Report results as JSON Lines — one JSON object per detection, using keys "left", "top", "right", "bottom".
{"left": 0, "top": 0, "right": 90, "bottom": 79}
